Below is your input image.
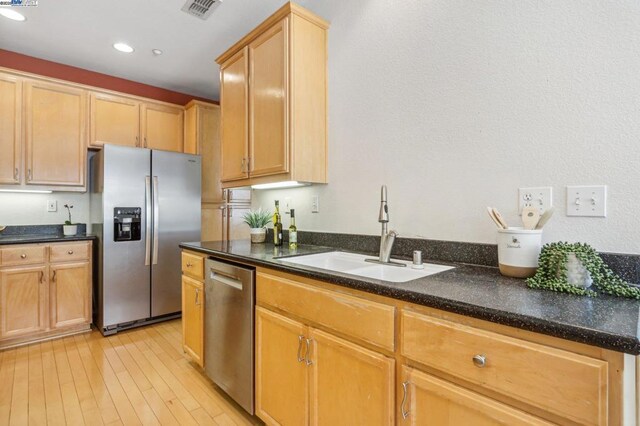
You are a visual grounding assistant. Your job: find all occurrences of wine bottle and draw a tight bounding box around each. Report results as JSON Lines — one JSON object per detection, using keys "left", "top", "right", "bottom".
{"left": 273, "top": 200, "right": 283, "bottom": 246}
{"left": 289, "top": 209, "right": 298, "bottom": 249}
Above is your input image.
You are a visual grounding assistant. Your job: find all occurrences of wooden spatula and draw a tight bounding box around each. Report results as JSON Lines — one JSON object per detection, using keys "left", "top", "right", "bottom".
{"left": 487, "top": 207, "right": 505, "bottom": 229}
{"left": 522, "top": 206, "right": 540, "bottom": 230}
{"left": 491, "top": 208, "right": 509, "bottom": 229}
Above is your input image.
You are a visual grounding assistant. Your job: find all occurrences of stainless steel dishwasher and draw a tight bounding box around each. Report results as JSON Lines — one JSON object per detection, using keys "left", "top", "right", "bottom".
{"left": 204, "top": 258, "right": 255, "bottom": 415}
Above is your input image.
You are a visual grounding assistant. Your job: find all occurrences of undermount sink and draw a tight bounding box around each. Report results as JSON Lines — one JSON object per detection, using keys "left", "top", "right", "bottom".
{"left": 278, "top": 251, "right": 454, "bottom": 283}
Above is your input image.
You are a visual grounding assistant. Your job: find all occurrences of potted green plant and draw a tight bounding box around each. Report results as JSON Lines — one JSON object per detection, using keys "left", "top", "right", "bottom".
{"left": 526, "top": 242, "right": 640, "bottom": 298}
{"left": 63, "top": 204, "right": 77, "bottom": 236}
{"left": 243, "top": 208, "right": 272, "bottom": 243}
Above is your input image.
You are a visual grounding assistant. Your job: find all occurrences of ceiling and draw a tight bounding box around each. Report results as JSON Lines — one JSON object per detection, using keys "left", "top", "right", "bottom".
{"left": 0, "top": 0, "right": 318, "bottom": 100}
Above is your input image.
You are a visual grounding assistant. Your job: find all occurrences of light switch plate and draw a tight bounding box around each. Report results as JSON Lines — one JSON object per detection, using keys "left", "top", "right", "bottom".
{"left": 47, "top": 200, "right": 57, "bottom": 212}
{"left": 566, "top": 185, "right": 607, "bottom": 217}
{"left": 518, "top": 187, "right": 552, "bottom": 215}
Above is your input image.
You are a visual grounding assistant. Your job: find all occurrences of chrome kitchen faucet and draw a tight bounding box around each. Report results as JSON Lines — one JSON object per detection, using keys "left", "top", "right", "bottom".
{"left": 366, "top": 185, "right": 406, "bottom": 267}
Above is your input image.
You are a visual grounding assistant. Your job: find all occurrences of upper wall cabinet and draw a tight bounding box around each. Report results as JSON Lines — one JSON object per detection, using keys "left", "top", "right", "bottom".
{"left": 216, "top": 2, "right": 329, "bottom": 188}
{"left": 24, "top": 80, "right": 87, "bottom": 188}
{"left": 90, "top": 93, "right": 184, "bottom": 153}
{"left": 89, "top": 92, "right": 141, "bottom": 148}
{"left": 0, "top": 73, "right": 21, "bottom": 185}
{"left": 141, "top": 102, "right": 184, "bottom": 152}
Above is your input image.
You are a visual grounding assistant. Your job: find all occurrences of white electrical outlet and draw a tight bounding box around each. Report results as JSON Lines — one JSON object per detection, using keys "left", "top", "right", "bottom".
{"left": 47, "top": 200, "right": 57, "bottom": 212}
{"left": 518, "top": 187, "right": 552, "bottom": 214}
{"left": 566, "top": 185, "right": 607, "bottom": 217}
{"left": 311, "top": 195, "right": 319, "bottom": 213}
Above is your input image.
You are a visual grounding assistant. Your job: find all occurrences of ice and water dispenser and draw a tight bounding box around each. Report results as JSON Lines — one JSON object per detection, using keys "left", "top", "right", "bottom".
{"left": 113, "top": 207, "right": 142, "bottom": 242}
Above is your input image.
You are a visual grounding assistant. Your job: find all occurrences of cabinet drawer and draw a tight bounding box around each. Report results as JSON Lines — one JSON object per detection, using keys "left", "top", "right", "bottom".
{"left": 257, "top": 272, "right": 395, "bottom": 351}
{"left": 182, "top": 252, "right": 204, "bottom": 280}
{"left": 0, "top": 245, "right": 47, "bottom": 266}
{"left": 401, "top": 309, "right": 608, "bottom": 425}
{"left": 49, "top": 242, "right": 90, "bottom": 262}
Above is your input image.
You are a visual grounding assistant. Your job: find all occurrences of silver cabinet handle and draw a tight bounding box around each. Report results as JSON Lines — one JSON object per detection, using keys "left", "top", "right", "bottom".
{"left": 297, "top": 335, "right": 305, "bottom": 362}
{"left": 135, "top": 136, "right": 139, "bottom": 147}
{"left": 27, "top": 168, "right": 32, "bottom": 181}
{"left": 67, "top": 250, "right": 74, "bottom": 255}
{"left": 20, "top": 254, "right": 27, "bottom": 259}
{"left": 14, "top": 168, "right": 18, "bottom": 181}
{"left": 304, "top": 338, "right": 313, "bottom": 366}
{"left": 401, "top": 381, "right": 410, "bottom": 419}
{"left": 241, "top": 158, "right": 246, "bottom": 173}
{"left": 195, "top": 288, "right": 201, "bottom": 306}
{"left": 472, "top": 354, "right": 486, "bottom": 368}
{"left": 144, "top": 137, "right": 148, "bottom": 148}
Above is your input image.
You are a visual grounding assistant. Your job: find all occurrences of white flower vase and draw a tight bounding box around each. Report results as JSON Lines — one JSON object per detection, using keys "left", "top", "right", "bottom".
{"left": 566, "top": 253, "right": 593, "bottom": 289}
{"left": 63, "top": 225, "right": 77, "bottom": 236}
{"left": 250, "top": 227, "right": 267, "bottom": 243}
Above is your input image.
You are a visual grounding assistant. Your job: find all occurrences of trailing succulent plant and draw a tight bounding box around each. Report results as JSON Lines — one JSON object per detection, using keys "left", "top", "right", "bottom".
{"left": 526, "top": 242, "right": 640, "bottom": 299}
{"left": 242, "top": 208, "right": 272, "bottom": 229}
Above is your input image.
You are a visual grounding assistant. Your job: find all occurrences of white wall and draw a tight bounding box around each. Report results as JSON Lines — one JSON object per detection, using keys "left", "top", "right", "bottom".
{"left": 0, "top": 192, "right": 90, "bottom": 227}
{"left": 253, "top": 0, "right": 640, "bottom": 254}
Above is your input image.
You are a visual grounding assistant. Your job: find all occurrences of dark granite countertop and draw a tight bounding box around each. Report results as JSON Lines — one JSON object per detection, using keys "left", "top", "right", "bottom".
{"left": 0, "top": 234, "right": 96, "bottom": 245}
{"left": 180, "top": 240, "right": 640, "bottom": 355}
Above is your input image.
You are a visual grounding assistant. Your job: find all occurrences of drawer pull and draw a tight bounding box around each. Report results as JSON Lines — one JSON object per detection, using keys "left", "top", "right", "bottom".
{"left": 472, "top": 354, "right": 486, "bottom": 368}
{"left": 401, "top": 381, "right": 410, "bottom": 419}
{"left": 186, "top": 262, "right": 192, "bottom": 267}
{"left": 52, "top": 270, "right": 57, "bottom": 283}
{"left": 296, "top": 335, "right": 306, "bottom": 363}
{"left": 20, "top": 254, "right": 27, "bottom": 259}
{"left": 68, "top": 250, "right": 74, "bottom": 255}
{"left": 304, "top": 338, "right": 313, "bottom": 366}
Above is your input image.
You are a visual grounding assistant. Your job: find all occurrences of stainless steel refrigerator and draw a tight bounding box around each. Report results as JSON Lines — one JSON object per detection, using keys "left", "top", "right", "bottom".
{"left": 91, "top": 145, "right": 201, "bottom": 335}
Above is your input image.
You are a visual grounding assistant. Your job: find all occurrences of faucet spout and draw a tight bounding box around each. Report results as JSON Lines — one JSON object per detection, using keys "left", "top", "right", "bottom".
{"left": 379, "top": 230, "right": 397, "bottom": 263}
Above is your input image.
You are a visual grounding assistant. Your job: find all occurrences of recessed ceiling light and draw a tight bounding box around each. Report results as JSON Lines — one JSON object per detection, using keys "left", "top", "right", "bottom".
{"left": 152, "top": 49, "right": 163, "bottom": 56}
{"left": 113, "top": 42, "right": 134, "bottom": 53}
{"left": 0, "top": 9, "right": 26, "bottom": 21}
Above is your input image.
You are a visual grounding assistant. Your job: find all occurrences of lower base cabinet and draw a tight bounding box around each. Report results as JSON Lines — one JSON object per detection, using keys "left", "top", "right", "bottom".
{"left": 256, "top": 306, "right": 395, "bottom": 426}
{"left": 182, "top": 275, "right": 204, "bottom": 367}
{"left": 0, "top": 265, "right": 47, "bottom": 338}
{"left": 50, "top": 261, "right": 91, "bottom": 329}
{"left": 400, "top": 367, "right": 552, "bottom": 425}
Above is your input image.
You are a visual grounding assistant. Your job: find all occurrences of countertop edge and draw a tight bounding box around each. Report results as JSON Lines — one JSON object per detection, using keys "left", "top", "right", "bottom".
{"left": 180, "top": 243, "right": 640, "bottom": 355}
{"left": 0, "top": 235, "right": 97, "bottom": 245}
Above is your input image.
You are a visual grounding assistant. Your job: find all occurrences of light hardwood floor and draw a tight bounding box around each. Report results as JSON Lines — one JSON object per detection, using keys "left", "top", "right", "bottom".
{"left": 0, "top": 320, "right": 263, "bottom": 425}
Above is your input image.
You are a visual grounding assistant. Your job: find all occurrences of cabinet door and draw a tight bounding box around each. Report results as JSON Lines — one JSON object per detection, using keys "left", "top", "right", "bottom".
{"left": 141, "top": 102, "right": 184, "bottom": 152}
{"left": 202, "top": 203, "right": 225, "bottom": 241}
{"left": 228, "top": 205, "right": 251, "bottom": 241}
{"left": 256, "top": 307, "right": 308, "bottom": 426}
{"left": 220, "top": 47, "right": 249, "bottom": 182}
{"left": 0, "top": 265, "right": 47, "bottom": 339}
{"left": 308, "top": 328, "right": 395, "bottom": 426}
{"left": 90, "top": 92, "right": 140, "bottom": 148}
{"left": 198, "top": 105, "right": 226, "bottom": 202}
{"left": 0, "top": 73, "right": 21, "bottom": 185}
{"left": 24, "top": 81, "right": 86, "bottom": 187}
{"left": 182, "top": 275, "right": 204, "bottom": 366}
{"left": 399, "top": 367, "right": 552, "bottom": 426}
{"left": 248, "top": 18, "right": 289, "bottom": 178}
{"left": 49, "top": 262, "right": 91, "bottom": 329}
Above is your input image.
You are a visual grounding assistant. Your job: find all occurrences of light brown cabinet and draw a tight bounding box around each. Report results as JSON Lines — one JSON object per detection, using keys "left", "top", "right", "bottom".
{"left": 182, "top": 275, "right": 204, "bottom": 367}
{"left": 181, "top": 250, "right": 206, "bottom": 367}
{"left": 0, "top": 241, "right": 92, "bottom": 348}
{"left": 141, "top": 102, "right": 184, "bottom": 152}
{"left": 216, "top": 3, "right": 328, "bottom": 188}
{"left": 24, "top": 80, "right": 87, "bottom": 188}
{"left": 254, "top": 266, "right": 624, "bottom": 426}
{"left": 0, "top": 265, "right": 47, "bottom": 339}
{"left": 49, "top": 261, "right": 91, "bottom": 329}
{"left": 399, "top": 367, "right": 552, "bottom": 425}
{"left": 0, "top": 73, "right": 21, "bottom": 185}
{"left": 256, "top": 278, "right": 395, "bottom": 426}
{"left": 89, "top": 92, "right": 141, "bottom": 148}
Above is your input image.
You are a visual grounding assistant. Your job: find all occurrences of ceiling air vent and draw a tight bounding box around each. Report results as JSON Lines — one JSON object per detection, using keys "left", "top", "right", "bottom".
{"left": 181, "top": 0, "right": 222, "bottom": 20}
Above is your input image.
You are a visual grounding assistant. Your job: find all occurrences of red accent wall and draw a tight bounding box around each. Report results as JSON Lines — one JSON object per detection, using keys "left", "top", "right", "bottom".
{"left": 0, "top": 49, "right": 218, "bottom": 105}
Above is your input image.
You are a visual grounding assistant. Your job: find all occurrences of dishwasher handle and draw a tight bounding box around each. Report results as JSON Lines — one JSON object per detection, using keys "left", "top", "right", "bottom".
{"left": 210, "top": 270, "right": 244, "bottom": 291}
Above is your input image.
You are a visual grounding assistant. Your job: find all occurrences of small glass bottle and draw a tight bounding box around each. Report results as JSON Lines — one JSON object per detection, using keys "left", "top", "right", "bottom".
{"left": 288, "top": 209, "right": 297, "bottom": 250}
{"left": 273, "top": 200, "right": 283, "bottom": 246}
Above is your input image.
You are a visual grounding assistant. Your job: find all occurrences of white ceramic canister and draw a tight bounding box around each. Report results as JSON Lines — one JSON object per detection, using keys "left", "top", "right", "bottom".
{"left": 497, "top": 228, "right": 543, "bottom": 278}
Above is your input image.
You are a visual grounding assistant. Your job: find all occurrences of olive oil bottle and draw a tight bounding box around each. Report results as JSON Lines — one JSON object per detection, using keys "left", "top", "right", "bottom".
{"left": 273, "top": 200, "right": 283, "bottom": 246}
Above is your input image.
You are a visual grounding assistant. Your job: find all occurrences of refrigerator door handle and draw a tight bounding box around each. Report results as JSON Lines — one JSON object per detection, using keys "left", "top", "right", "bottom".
{"left": 152, "top": 176, "right": 159, "bottom": 265}
{"left": 145, "top": 176, "right": 152, "bottom": 265}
